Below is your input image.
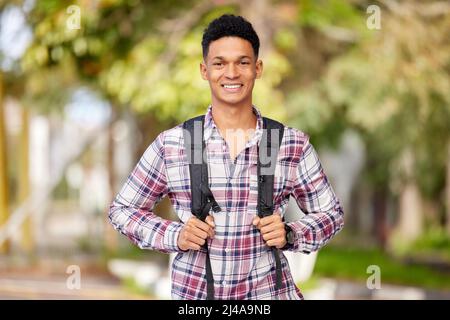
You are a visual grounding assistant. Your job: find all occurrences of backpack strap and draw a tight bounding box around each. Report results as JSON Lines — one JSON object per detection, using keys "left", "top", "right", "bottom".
{"left": 258, "top": 117, "right": 285, "bottom": 293}
{"left": 257, "top": 117, "right": 284, "bottom": 217}
{"left": 183, "top": 116, "right": 221, "bottom": 219}
{"left": 183, "top": 115, "right": 220, "bottom": 300}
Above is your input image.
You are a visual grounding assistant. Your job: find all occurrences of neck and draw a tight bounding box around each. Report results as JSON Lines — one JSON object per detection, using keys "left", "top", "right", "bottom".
{"left": 211, "top": 103, "right": 256, "bottom": 132}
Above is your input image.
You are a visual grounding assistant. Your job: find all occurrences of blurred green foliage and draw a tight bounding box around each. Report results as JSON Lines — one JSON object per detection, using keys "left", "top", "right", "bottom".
{"left": 315, "top": 245, "right": 450, "bottom": 290}
{"left": 406, "top": 228, "right": 450, "bottom": 261}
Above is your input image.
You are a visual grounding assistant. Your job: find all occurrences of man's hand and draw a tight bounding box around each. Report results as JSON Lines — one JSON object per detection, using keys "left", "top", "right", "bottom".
{"left": 178, "top": 215, "right": 215, "bottom": 251}
{"left": 252, "top": 211, "right": 287, "bottom": 249}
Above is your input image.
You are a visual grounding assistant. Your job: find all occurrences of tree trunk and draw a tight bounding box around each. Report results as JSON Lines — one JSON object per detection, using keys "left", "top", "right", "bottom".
{"left": 19, "top": 106, "right": 33, "bottom": 252}
{"left": 396, "top": 149, "right": 423, "bottom": 244}
{"left": 240, "top": 0, "right": 273, "bottom": 56}
{"left": 0, "top": 72, "right": 10, "bottom": 254}
{"left": 446, "top": 140, "right": 450, "bottom": 234}
{"left": 105, "top": 108, "right": 118, "bottom": 252}
{"left": 373, "top": 186, "right": 388, "bottom": 249}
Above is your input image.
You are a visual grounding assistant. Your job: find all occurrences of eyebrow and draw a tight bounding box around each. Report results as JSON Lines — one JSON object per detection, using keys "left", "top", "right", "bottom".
{"left": 211, "top": 55, "right": 252, "bottom": 60}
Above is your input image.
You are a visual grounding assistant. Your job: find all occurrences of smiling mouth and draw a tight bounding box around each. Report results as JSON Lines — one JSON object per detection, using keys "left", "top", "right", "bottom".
{"left": 221, "top": 84, "right": 243, "bottom": 92}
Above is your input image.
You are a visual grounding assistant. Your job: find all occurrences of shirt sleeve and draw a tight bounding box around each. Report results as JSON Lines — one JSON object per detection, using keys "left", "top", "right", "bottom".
{"left": 283, "top": 136, "right": 344, "bottom": 253}
{"left": 108, "top": 131, "right": 185, "bottom": 253}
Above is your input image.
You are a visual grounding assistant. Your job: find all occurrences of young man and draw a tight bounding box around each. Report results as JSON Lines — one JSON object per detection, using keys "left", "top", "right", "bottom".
{"left": 109, "top": 14, "right": 344, "bottom": 300}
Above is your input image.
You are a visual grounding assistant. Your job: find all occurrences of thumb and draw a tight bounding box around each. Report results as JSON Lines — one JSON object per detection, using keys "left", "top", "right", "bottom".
{"left": 252, "top": 216, "right": 260, "bottom": 226}
{"left": 205, "top": 215, "right": 215, "bottom": 228}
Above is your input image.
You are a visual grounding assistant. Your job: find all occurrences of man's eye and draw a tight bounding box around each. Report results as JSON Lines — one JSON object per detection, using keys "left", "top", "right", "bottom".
{"left": 213, "top": 62, "right": 223, "bottom": 66}
{"left": 240, "top": 61, "right": 250, "bottom": 65}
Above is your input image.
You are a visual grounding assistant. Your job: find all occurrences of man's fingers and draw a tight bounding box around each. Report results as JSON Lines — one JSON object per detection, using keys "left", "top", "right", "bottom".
{"left": 205, "top": 215, "right": 215, "bottom": 238}
{"left": 261, "top": 222, "right": 284, "bottom": 235}
{"left": 180, "top": 237, "right": 201, "bottom": 251}
{"left": 187, "top": 216, "right": 215, "bottom": 239}
{"left": 259, "top": 214, "right": 282, "bottom": 227}
{"left": 191, "top": 218, "right": 211, "bottom": 232}
{"left": 186, "top": 242, "right": 201, "bottom": 251}
{"left": 258, "top": 216, "right": 272, "bottom": 227}
{"left": 186, "top": 232, "right": 206, "bottom": 246}
{"left": 179, "top": 233, "right": 206, "bottom": 251}
{"left": 267, "top": 239, "right": 285, "bottom": 248}
{"left": 262, "top": 229, "right": 284, "bottom": 242}
{"left": 253, "top": 211, "right": 285, "bottom": 249}
{"left": 252, "top": 216, "right": 260, "bottom": 228}
{"left": 254, "top": 214, "right": 282, "bottom": 230}
{"left": 185, "top": 224, "right": 208, "bottom": 240}
{"left": 205, "top": 227, "right": 214, "bottom": 239}
{"left": 205, "top": 215, "right": 215, "bottom": 228}
{"left": 259, "top": 214, "right": 282, "bottom": 228}
{"left": 178, "top": 231, "right": 202, "bottom": 251}
{"left": 192, "top": 216, "right": 215, "bottom": 234}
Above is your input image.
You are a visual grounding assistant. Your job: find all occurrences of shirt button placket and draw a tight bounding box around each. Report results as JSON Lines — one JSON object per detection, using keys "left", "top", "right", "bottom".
{"left": 226, "top": 177, "right": 232, "bottom": 216}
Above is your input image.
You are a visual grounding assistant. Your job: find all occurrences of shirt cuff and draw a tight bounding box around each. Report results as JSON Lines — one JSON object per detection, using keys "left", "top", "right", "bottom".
{"left": 285, "top": 221, "right": 312, "bottom": 254}
{"left": 162, "top": 221, "right": 186, "bottom": 253}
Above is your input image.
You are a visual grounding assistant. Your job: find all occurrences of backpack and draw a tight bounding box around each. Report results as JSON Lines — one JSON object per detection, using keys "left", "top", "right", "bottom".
{"left": 183, "top": 115, "right": 284, "bottom": 300}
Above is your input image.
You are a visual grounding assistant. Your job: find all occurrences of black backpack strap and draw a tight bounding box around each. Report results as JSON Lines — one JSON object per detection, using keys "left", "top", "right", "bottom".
{"left": 258, "top": 117, "right": 285, "bottom": 294}
{"left": 257, "top": 117, "right": 284, "bottom": 216}
{"left": 183, "top": 116, "right": 220, "bottom": 300}
{"left": 183, "top": 115, "right": 205, "bottom": 219}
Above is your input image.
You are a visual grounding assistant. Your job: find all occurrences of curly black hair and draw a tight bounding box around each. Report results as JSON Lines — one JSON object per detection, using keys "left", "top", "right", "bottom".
{"left": 201, "top": 14, "right": 260, "bottom": 59}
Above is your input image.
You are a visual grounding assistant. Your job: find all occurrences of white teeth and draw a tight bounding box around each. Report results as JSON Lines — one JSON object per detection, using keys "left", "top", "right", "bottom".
{"left": 223, "top": 84, "right": 241, "bottom": 89}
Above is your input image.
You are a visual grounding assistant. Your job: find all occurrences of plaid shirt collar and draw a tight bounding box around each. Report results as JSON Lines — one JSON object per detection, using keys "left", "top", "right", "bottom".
{"left": 203, "top": 105, "right": 264, "bottom": 148}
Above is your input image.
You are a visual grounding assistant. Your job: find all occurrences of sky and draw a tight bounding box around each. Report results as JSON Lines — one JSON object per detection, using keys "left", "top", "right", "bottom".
{"left": 0, "top": 2, "right": 33, "bottom": 71}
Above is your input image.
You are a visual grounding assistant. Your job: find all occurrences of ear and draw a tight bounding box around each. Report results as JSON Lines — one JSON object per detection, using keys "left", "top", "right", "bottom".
{"left": 200, "top": 61, "right": 208, "bottom": 80}
{"left": 255, "top": 59, "right": 263, "bottom": 79}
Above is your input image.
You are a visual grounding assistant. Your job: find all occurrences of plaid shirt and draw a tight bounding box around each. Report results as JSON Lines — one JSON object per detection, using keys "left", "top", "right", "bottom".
{"left": 109, "top": 105, "right": 344, "bottom": 300}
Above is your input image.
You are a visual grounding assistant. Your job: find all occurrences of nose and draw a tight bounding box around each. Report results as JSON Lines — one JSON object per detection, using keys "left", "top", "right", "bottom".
{"left": 224, "top": 63, "right": 239, "bottom": 79}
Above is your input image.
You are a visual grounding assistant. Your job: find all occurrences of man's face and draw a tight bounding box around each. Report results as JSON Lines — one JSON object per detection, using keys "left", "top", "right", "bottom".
{"left": 200, "top": 36, "right": 263, "bottom": 107}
